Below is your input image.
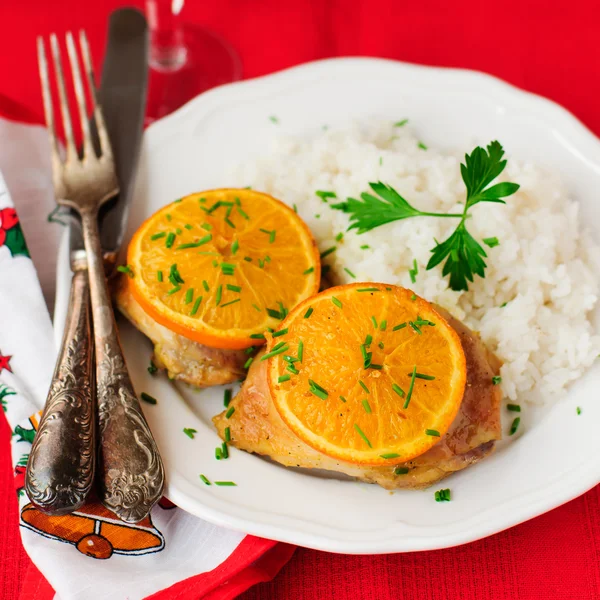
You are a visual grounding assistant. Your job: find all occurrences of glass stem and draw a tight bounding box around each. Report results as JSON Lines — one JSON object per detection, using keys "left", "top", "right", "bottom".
{"left": 146, "top": 0, "right": 187, "bottom": 72}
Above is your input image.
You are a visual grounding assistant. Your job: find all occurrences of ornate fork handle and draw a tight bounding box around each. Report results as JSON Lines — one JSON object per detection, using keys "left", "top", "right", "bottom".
{"left": 25, "top": 269, "right": 95, "bottom": 515}
{"left": 81, "top": 208, "right": 165, "bottom": 523}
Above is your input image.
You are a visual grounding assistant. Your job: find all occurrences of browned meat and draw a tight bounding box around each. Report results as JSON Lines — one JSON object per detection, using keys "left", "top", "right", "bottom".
{"left": 213, "top": 308, "right": 502, "bottom": 489}
{"left": 115, "top": 280, "right": 247, "bottom": 387}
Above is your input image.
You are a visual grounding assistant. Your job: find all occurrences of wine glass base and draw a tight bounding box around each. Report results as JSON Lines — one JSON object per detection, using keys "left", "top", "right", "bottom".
{"left": 146, "top": 24, "right": 242, "bottom": 122}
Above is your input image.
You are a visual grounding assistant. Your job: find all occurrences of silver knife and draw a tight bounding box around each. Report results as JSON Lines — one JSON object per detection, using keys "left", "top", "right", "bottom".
{"left": 26, "top": 9, "right": 149, "bottom": 517}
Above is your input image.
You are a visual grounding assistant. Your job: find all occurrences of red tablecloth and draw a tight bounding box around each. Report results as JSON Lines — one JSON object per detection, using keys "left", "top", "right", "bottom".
{"left": 1, "top": 1, "right": 599, "bottom": 598}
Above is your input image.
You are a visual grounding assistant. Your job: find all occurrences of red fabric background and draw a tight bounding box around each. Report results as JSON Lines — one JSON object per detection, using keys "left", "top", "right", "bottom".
{"left": 1, "top": 1, "right": 599, "bottom": 598}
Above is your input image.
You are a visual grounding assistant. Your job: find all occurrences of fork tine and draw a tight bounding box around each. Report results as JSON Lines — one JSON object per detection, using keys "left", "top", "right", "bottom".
{"left": 78, "top": 31, "right": 112, "bottom": 159}
{"left": 37, "top": 37, "right": 62, "bottom": 171}
{"left": 65, "top": 32, "right": 93, "bottom": 158}
{"left": 49, "top": 34, "right": 77, "bottom": 161}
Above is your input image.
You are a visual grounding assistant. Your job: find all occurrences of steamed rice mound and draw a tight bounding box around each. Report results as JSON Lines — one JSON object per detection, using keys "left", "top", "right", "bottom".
{"left": 234, "top": 122, "right": 600, "bottom": 404}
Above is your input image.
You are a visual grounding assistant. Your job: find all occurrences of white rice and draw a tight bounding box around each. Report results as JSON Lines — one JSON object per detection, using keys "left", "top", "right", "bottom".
{"left": 233, "top": 122, "right": 600, "bottom": 404}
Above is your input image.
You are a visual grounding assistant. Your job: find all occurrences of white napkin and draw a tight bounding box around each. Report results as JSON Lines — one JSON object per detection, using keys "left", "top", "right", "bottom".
{"left": 0, "top": 116, "right": 285, "bottom": 600}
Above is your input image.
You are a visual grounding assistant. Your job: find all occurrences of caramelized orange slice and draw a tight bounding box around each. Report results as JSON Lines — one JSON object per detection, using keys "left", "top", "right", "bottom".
{"left": 265, "top": 283, "right": 466, "bottom": 465}
{"left": 127, "top": 189, "right": 320, "bottom": 349}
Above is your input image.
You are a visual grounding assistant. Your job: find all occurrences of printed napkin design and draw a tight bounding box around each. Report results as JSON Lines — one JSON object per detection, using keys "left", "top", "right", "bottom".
{"left": 0, "top": 128, "right": 278, "bottom": 600}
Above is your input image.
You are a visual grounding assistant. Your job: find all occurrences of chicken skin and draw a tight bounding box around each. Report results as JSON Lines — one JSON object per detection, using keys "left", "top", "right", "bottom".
{"left": 116, "top": 280, "right": 247, "bottom": 387}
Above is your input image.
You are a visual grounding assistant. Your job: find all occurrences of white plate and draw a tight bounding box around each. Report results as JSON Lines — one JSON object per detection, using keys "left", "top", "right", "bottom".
{"left": 56, "top": 57, "right": 600, "bottom": 554}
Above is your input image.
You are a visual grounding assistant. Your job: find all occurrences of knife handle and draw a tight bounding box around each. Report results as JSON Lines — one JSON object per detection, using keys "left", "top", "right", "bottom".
{"left": 81, "top": 211, "right": 165, "bottom": 524}
{"left": 25, "top": 269, "right": 95, "bottom": 515}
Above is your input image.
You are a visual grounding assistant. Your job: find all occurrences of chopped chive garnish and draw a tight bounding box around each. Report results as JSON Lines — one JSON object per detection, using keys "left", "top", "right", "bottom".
{"left": 577, "top": 406, "right": 582, "bottom": 415}
{"left": 140, "top": 392, "right": 157, "bottom": 405}
{"left": 359, "top": 380, "right": 370, "bottom": 394}
{"left": 339, "top": 395, "right": 347, "bottom": 403}
{"left": 185, "top": 288, "right": 194, "bottom": 304}
{"left": 244, "top": 346, "right": 255, "bottom": 355}
{"left": 214, "top": 481, "right": 237, "bottom": 486}
{"left": 166, "top": 213, "right": 172, "bottom": 221}
{"left": 215, "top": 447, "right": 223, "bottom": 460}
{"left": 409, "top": 321, "right": 422, "bottom": 335}
{"left": 394, "top": 119, "right": 408, "bottom": 127}
{"left": 308, "top": 379, "right": 328, "bottom": 400}
{"left": 244, "top": 357, "right": 253, "bottom": 369}
{"left": 169, "top": 263, "right": 185, "bottom": 285}
{"left": 252, "top": 303, "right": 261, "bottom": 312}
{"left": 411, "top": 294, "right": 417, "bottom": 301}
{"left": 221, "top": 442, "right": 229, "bottom": 459}
{"left": 368, "top": 364, "right": 383, "bottom": 370}
{"left": 166, "top": 232, "right": 176, "bottom": 248}
{"left": 357, "top": 287, "right": 379, "bottom": 292}
{"left": 378, "top": 341, "right": 384, "bottom": 349}
{"left": 380, "top": 320, "right": 387, "bottom": 331}
{"left": 236, "top": 206, "right": 249, "bottom": 220}
{"left": 224, "top": 389, "right": 232, "bottom": 407}
{"left": 231, "top": 239, "right": 239, "bottom": 255}
{"left": 320, "top": 246, "right": 336, "bottom": 259}
{"left": 272, "top": 341, "right": 287, "bottom": 351}
{"left": 371, "top": 316, "right": 378, "bottom": 328}
{"left": 316, "top": 190, "right": 337, "bottom": 201}
{"left": 412, "top": 372, "right": 435, "bottom": 380}
{"left": 303, "top": 266, "right": 315, "bottom": 275}
{"left": 272, "top": 328, "right": 288, "bottom": 338}
{"left": 151, "top": 232, "right": 166, "bottom": 240}
{"left": 425, "top": 429, "right": 440, "bottom": 437}
{"left": 224, "top": 217, "right": 235, "bottom": 229}
{"left": 225, "top": 406, "right": 235, "bottom": 419}
{"left": 167, "top": 286, "right": 181, "bottom": 295}
{"left": 509, "top": 417, "right": 520, "bottom": 435}
{"left": 221, "top": 262, "right": 236, "bottom": 275}
{"left": 404, "top": 366, "right": 417, "bottom": 409}
{"left": 278, "top": 374, "right": 291, "bottom": 383}
{"left": 507, "top": 404, "right": 521, "bottom": 412}
{"left": 260, "top": 344, "right": 289, "bottom": 361}
{"left": 392, "top": 383, "right": 405, "bottom": 397}
{"left": 175, "top": 228, "right": 182, "bottom": 235}
{"left": 183, "top": 427, "right": 197, "bottom": 439}
{"left": 483, "top": 237, "right": 500, "bottom": 248}
{"left": 409, "top": 259, "right": 418, "bottom": 283}
{"left": 250, "top": 333, "right": 266, "bottom": 340}
{"left": 331, "top": 296, "right": 342, "bottom": 308}
{"left": 354, "top": 424, "right": 372, "bottom": 448}
{"left": 304, "top": 307, "right": 314, "bottom": 319}
{"left": 177, "top": 235, "right": 212, "bottom": 249}
{"left": 395, "top": 467, "right": 409, "bottom": 475}
{"left": 117, "top": 264, "right": 134, "bottom": 278}
{"left": 215, "top": 284, "right": 222, "bottom": 305}
{"left": 202, "top": 280, "right": 209, "bottom": 292}
{"left": 224, "top": 426, "right": 231, "bottom": 442}
{"left": 201, "top": 223, "right": 212, "bottom": 231}
{"left": 200, "top": 474, "right": 211, "bottom": 485}
{"left": 190, "top": 296, "right": 202, "bottom": 316}
{"left": 393, "top": 322, "right": 407, "bottom": 331}
{"left": 227, "top": 284, "right": 242, "bottom": 292}
{"left": 418, "top": 141, "right": 428, "bottom": 150}
{"left": 360, "top": 244, "right": 370, "bottom": 250}
{"left": 362, "top": 399, "right": 372, "bottom": 414}
{"left": 365, "top": 334, "right": 373, "bottom": 346}
{"left": 220, "top": 298, "right": 241, "bottom": 308}
{"left": 380, "top": 453, "right": 400, "bottom": 459}
{"left": 269, "top": 115, "right": 279, "bottom": 124}
{"left": 157, "top": 270, "right": 163, "bottom": 282}
{"left": 297, "top": 339, "right": 304, "bottom": 362}
{"left": 147, "top": 361, "right": 158, "bottom": 375}
{"left": 184, "top": 223, "right": 193, "bottom": 230}
{"left": 244, "top": 257, "right": 252, "bottom": 263}
{"left": 492, "top": 376, "right": 502, "bottom": 385}
{"left": 435, "top": 488, "right": 451, "bottom": 502}
{"left": 335, "top": 232, "right": 344, "bottom": 242}
{"left": 286, "top": 363, "right": 299, "bottom": 375}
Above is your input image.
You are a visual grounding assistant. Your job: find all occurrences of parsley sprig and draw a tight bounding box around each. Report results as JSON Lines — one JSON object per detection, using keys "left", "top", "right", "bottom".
{"left": 331, "top": 141, "right": 519, "bottom": 291}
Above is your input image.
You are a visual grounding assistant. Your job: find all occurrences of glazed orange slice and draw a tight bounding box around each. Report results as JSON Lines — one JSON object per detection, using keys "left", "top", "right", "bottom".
{"left": 265, "top": 283, "right": 466, "bottom": 465}
{"left": 127, "top": 189, "right": 320, "bottom": 350}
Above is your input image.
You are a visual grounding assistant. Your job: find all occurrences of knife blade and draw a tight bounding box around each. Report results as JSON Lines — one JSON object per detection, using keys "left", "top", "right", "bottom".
{"left": 70, "top": 8, "right": 148, "bottom": 268}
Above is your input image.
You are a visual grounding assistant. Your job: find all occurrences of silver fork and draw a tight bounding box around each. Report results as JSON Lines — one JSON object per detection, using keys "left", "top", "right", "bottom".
{"left": 35, "top": 31, "right": 164, "bottom": 523}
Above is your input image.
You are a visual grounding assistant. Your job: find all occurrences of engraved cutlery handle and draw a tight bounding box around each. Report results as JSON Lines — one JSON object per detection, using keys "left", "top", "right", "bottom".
{"left": 25, "top": 269, "right": 95, "bottom": 515}
{"left": 81, "top": 209, "right": 165, "bottom": 523}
